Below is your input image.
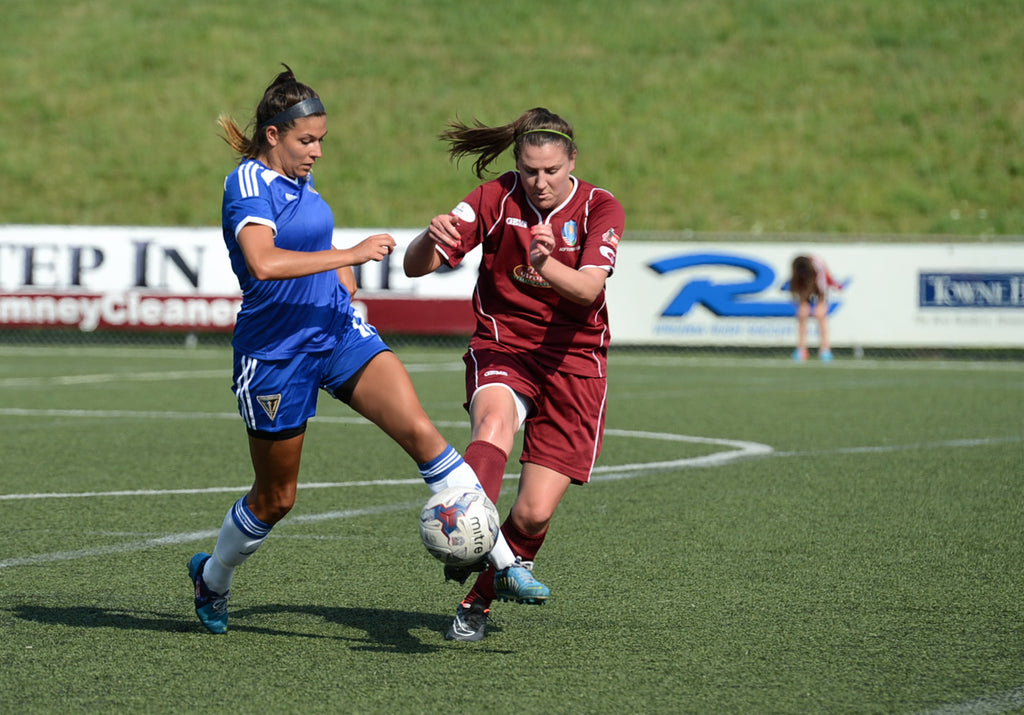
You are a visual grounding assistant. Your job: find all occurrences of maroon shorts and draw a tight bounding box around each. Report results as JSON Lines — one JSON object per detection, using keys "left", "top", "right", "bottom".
{"left": 464, "top": 346, "right": 607, "bottom": 484}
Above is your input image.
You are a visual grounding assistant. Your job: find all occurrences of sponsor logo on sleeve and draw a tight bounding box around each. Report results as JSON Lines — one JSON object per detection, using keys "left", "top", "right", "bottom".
{"left": 452, "top": 202, "right": 476, "bottom": 223}
{"left": 601, "top": 228, "right": 620, "bottom": 247}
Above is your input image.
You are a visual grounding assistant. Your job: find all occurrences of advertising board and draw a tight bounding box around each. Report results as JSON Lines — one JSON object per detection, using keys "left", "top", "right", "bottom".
{"left": 2, "top": 226, "right": 1021, "bottom": 346}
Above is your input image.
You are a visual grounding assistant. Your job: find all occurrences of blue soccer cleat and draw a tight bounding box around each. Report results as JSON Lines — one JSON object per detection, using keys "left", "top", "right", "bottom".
{"left": 494, "top": 557, "right": 549, "bottom": 605}
{"left": 819, "top": 349, "right": 834, "bottom": 362}
{"left": 188, "top": 552, "right": 229, "bottom": 634}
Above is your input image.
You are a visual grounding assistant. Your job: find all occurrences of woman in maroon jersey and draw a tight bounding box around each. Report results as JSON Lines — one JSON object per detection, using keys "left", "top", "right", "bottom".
{"left": 405, "top": 107, "right": 625, "bottom": 641}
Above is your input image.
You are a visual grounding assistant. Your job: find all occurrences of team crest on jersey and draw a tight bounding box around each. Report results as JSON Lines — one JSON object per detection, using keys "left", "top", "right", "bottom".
{"left": 512, "top": 265, "right": 551, "bottom": 288}
{"left": 601, "top": 228, "right": 620, "bottom": 247}
{"left": 561, "top": 221, "right": 578, "bottom": 247}
{"left": 257, "top": 394, "right": 282, "bottom": 421}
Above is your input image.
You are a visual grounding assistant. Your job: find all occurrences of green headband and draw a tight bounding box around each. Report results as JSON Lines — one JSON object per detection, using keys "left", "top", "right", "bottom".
{"left": 520, "top": 128, "right": 574, "bottom": 143}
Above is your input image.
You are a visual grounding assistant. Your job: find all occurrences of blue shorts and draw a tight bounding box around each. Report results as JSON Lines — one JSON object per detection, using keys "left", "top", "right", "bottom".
{"left": 232, "top": 308, "right": 389, "bottom": 437}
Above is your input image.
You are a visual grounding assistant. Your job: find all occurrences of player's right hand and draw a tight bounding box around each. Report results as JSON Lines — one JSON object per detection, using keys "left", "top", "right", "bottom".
{"left": 352, "top": 233, "right": 396, "bottom": 264}
{"left": 426, "top": 213, "right": 461, "bottom": 249}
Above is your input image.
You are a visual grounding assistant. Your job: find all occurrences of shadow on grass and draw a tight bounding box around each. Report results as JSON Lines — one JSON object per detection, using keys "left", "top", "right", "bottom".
{"left": 6, "top": 603, "right": 506, "bottom": 653}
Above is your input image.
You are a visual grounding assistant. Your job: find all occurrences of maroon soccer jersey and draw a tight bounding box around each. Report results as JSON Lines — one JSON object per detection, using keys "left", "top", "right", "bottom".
{"left": 437, "top": 171, "right": 624, "bottom": 378}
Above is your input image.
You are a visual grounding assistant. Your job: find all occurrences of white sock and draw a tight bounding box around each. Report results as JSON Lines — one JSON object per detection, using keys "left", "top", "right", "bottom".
{"left": 417, "top": 445, "right": 514, "bottom": 568}
{"left": 488, "top": 535, "right": 515, "bottom": 570}
{"left": 418, "top": 445, "right": 482, "bottom": 494}
{"left": 203, "top": 496, "right": 272, "bottom": 595}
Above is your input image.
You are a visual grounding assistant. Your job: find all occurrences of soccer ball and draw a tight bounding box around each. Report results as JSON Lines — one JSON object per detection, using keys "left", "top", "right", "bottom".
{"left": 419, "top": 487, "right": 500, "bottom": 566}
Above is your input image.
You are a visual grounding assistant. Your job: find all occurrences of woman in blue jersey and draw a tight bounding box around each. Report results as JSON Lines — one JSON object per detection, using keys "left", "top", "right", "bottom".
{"left": 186, "top": 65, "right": 491, "bottom": 634}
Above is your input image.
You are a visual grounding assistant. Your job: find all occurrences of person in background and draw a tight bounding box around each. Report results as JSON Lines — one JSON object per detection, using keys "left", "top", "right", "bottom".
{"left": 188, "top": 65, "right": 489, "bottom": 634}
{"left": 404, "top": 107, "right": 625, "bottom": 641}
{"left": 789, "top": 254, "right": 843, "bottom": 362}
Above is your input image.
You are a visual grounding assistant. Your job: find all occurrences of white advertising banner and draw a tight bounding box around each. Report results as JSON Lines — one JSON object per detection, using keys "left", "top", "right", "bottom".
{"left": 0, "top": 226, "right": 241, "bottom": 332}
{"left": 1, "top": 226, "right": 1021, "bottom": 346}
{"left": 609, "top": 242, "right": 1024, "bottom": 347}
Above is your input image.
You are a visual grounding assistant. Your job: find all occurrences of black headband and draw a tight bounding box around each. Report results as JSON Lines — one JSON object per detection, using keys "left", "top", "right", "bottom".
{"left": 259, "top": 97, "right": 326, "bottom": 128}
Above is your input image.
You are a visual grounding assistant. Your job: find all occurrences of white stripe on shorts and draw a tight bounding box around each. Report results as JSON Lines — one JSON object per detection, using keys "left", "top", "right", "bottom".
{"left": 235, "top": 356, "right": 259, "bottom": 428}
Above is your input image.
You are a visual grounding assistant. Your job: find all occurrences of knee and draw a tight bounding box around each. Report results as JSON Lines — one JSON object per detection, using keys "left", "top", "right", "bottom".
{"left": 471, "top": 410, "right": 518, "bottom": 450}
{"left": 509, "top": 502, "right": 554, "bottom": 536}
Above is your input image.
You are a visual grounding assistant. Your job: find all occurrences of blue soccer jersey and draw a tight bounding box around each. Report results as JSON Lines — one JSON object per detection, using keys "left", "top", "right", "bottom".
{"left": 222, "top": 159, "right": 349, "bottom": 359}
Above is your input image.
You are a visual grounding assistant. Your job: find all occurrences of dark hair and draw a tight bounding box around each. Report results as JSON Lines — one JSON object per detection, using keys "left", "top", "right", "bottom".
{"left": 790, "top": 255, "right": 821, "bottom": 300}
{"left": 218, "top": 64, "right": 323, "bottom": 160}
{"left": 440, "top": 107, "right": 576, "bottom": 179}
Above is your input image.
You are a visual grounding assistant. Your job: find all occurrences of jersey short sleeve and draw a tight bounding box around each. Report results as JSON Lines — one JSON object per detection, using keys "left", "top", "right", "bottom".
{"left": 221, "top": 160, "right": 347, "bottom": 359}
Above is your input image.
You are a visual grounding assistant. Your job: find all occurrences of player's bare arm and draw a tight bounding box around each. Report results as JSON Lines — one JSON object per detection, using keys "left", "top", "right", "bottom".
{"left": 336, "top": 265, "right": 357, "bottom": 295}
{"left": 239, "top": 224, "right": 394, "bottom": 280}
{"left": 404, "top": 213, "right": 459, "bottom": 277}
{"left": 345, "top": 233, "right": 396, "bottom": 265}
{"left": 529, "top": 224, "right": 606, "bottom": 305}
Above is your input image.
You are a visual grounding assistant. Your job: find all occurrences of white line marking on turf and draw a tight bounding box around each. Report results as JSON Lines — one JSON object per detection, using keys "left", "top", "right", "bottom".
{"left": 909, "top": 684, "right": 1024, "bottom": 715}
{"left": 2, "top": 397, "right": 1020, "bottom": 713}
{"left": 0, "top": 361, "right": 461, "bottom": 389}
{"left": 1, "top": 420, "right": 1016, "bottom": 502}
{"left": 0, "top": 419, "right": 770, "bottom": 502}
{"left": 1, "top": 407, "right": 1017, "bottom": 570}
{"left": 0, "top": 408, "right": 384, "bottom": 424}
{"left": 772, "top": 436, "right": 1020, "bottom": 457}
{"left": 0, "top": 370, "right": 227, "bottom": 388}
{"left": 0, "top": 480, "right": 425, "bottom": 501}
{"left": 0, "top": 530, "right": 220, "bottom": 568}
{"left": 0, "top": 407, "right": 246, "bottom": 421}
{"left": 0, "top": 502, "right": 421, "bottom": 569}
{"left": 596, "top": 429, "right": 773, "bottom": 476}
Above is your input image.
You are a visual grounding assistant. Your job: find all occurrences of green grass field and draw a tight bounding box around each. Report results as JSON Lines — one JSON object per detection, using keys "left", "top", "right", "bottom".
{"left": 1, "top": 344, "right": 1021, "bottom": 713}
{"left": 2, "top": 0, "right": 1022, "bottom": 235}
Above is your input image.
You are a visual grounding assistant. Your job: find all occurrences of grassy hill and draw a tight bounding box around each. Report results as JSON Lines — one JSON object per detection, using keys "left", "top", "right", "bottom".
{"left": 2, "top": 0, "right": 1021, "bottom": 236}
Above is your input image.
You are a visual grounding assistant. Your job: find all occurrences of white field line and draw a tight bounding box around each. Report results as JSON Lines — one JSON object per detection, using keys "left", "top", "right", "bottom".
{"left": 1, "top": 401, "right": 1019, "bottom": 715}
{"left": 0, "top": 406, "right": 1016, "bottom": 573}
{"left": 0, "top": 410, "right": 776, "bottom": 569}
{"left": 0, "top": 418, "right": 770, "bottom": 502}
{"left": 0, "top": 370, "right": 227, "bottom": 387}
{"left": 2, "top": 343, "right": 1021, "bottom": 372}
{"left": 0, "top": 362, "right": 462, "bottom": 389}
{"left": 0, "top": 479, "right": 424, "bottom": 501}
{"left": 3, "top": 405, "right": 1021, "bottom": 715}
{"left": 772, "top": 436, "right": 1021, "bottom": 457}
{"left": 0, "top": 502, "right": 422, "bottom": 569}
{"left": 909, "top": 685, "right": 1024, "bottom": 715}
